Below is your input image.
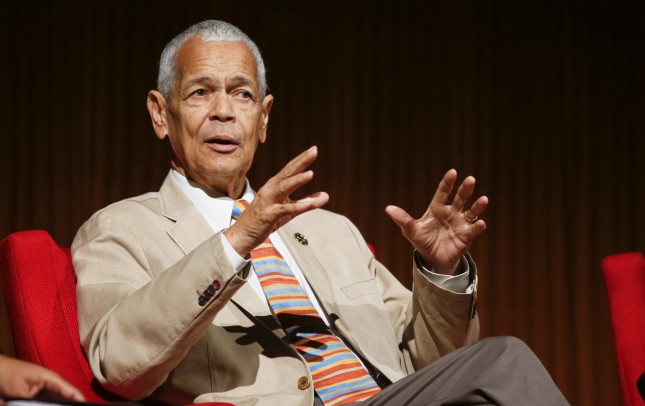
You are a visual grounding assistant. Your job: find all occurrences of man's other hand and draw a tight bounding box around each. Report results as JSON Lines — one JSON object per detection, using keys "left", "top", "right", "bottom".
{"left": 386, "top": 169, "right": 488, "bottom": 275}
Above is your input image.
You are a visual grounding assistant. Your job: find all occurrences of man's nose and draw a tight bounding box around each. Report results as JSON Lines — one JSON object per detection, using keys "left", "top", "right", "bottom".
{"left": 209, "top": 93, "right": 235, "bottom": 122}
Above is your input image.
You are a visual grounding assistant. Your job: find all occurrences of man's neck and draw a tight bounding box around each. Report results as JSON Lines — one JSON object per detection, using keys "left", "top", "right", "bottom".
{"left": 172, "top": 169, "right": 253, "bottom": 201}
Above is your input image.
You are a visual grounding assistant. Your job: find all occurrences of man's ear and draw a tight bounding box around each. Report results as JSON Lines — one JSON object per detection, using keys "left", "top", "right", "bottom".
{"left": 258, "top": 94, "right": 274, "bottom": 144}
{"left": 147, "top": 90, "right": 170, "bottom": 140}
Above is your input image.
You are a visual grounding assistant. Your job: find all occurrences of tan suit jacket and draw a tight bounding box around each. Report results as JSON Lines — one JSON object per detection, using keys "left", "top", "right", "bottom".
{"left": 72, "top": 173, "right": 479, "bottom": 406}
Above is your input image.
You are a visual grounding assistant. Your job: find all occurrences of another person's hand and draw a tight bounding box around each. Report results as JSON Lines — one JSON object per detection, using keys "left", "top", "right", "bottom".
{"left": 0, "top": 354, "right": 86, "bottom": 404}
{"left": 224, "top": 145, "right": 330, "bottom": 257}
{"left": 386, "top": 169, "right": 488, "bottom": 275}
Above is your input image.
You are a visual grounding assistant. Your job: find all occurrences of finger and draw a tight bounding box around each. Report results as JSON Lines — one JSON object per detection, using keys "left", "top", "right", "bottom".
{"left": 273, "top": 170, "right": 316, "bottom": 201}
{"left": 297, "top": 191, "right": 330, "bottom": 208}
{"left": 285, "top": 191, "right": 330, "bottom": 216}
{"left": 451, "top": 176, "right": 476, "bottom": 211}
{"left": 463, "top": 197, "right": 488, "bottom": 239}
{"left": 431, "top": 169, "right": 458, "bottom": 206}
{"left": 279, "top": 145, "right": 318, "bottom": 180}
{"left": 42, "top": 376, "right": 86, "bottom": 402}
{"left": 267, "top": 146, "right": 319, "bottom": 199}
{"left": 465, "top": 218, "right": 487, "bottom": 236}
{"left": 258, "top": 146, "right": 320, "bottom": 202}
{"left": 43, "top": 381, "right": 86, "bottom": 402}
{"left": 37, "top": 369, "right": 85, "bottom": 402}
{"left": 466, "top": 195, "right": 489, "bottom": 218}
{"left": 250, "top": 192, "right": 330, "bottom": 236}
{"left": 385, "top": 205, "right": 415, "bottom": 232}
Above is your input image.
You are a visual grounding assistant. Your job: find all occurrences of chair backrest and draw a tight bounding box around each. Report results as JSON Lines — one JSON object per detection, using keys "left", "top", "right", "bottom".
{"left": 602, "top": 252, "right": 645, "bottom": 406}
{"left": 0, "top": 230, "right": 119, "bottom": 403}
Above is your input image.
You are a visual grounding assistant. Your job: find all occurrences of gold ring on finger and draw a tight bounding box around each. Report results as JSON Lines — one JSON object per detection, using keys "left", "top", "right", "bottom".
{"left": 464, "top": 211, "right": 478, "bottom": 224}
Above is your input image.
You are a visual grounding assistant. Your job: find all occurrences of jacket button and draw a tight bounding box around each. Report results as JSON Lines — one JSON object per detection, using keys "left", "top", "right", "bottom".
{"left": 297, "top": 376, "right": 310, "bottom": 390}
{"left": 198, "top": 295, "right": 207, "bottom": 306}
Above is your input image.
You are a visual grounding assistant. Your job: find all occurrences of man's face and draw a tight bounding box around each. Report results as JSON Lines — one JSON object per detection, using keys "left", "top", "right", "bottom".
{"left": 149, "top": 37, "right": 273, "bottom": 197}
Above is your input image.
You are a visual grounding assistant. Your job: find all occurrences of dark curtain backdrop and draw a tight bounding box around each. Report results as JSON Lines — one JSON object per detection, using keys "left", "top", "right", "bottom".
{"left": 1, "top": 1, "right": 643, "bottom": 404}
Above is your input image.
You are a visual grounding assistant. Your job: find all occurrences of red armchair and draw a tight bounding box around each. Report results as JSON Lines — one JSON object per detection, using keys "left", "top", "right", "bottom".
{"left": 0, "top": 230, "right": 231, "bottom": 405}
{"left": 0, "top": 230, "right": 116, "bottom": 402}
{"left": 602, "top": 252, "right": 645, "bottom": 406}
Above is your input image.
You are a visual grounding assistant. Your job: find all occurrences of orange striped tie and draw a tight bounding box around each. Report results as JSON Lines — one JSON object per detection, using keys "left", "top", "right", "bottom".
{"left": 232, "top": 200, "right": 381, "bottom": 405}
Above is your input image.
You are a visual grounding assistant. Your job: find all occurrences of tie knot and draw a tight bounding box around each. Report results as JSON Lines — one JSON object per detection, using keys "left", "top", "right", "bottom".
{"left": 231, "top": 199, "right": 249, "bottom": 220}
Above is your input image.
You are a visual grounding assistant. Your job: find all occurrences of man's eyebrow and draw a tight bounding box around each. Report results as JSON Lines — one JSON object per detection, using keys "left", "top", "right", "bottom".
{"left": 228, "top": 75, "right": 257, "bottom": 89}
{"left": 182, "top": 75, "right": 256, "bottom": 90}
{"left": 183, "top": 76, "right": 214, "bottom": 88}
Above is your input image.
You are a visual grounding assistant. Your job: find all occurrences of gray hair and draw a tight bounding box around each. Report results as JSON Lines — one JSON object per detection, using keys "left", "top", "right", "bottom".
{"left": 157, "top": 20, "right": 267, "bottom": 99}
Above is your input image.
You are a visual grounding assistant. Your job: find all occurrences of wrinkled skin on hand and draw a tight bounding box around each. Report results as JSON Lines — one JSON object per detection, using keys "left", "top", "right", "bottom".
{"left": 224, "top": 146, "right": 330, "bottom": 257}
{"left": 386, "top": 169, "right": 488, "bottom": 275}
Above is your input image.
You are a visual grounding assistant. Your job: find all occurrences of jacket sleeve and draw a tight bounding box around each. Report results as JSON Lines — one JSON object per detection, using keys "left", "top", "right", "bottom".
{"left": 72, "top": 209, "right": 249, "bottom": 400}
{"left": 400, "top": 254, "right": 480, "bottom": 371}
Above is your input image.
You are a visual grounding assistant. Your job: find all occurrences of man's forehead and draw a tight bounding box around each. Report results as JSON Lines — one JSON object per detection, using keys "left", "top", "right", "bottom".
{"left": 175, "top": 36, "right": 258, "bottom": 83}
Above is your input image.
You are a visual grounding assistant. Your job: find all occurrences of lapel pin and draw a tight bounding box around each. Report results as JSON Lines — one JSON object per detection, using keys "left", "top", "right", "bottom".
{"left": 294, "top": 232, "right": 308, "bottom": 246}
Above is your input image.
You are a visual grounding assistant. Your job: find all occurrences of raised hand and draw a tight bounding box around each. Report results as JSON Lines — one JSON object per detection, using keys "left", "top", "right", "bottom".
{"left": 224, "top": 146, "right": 329, "bottom": 257}
{"left": 385, "top": 169, "right": 488, "bottom": 275}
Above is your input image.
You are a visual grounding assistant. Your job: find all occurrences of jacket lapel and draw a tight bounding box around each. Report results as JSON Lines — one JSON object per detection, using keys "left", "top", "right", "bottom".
{"left": 158, "top": 173, "right": 215, "bottom": 255}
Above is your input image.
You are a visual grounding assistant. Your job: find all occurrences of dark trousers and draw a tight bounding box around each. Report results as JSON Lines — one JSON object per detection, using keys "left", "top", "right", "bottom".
{"left": 315, "top": 336, "right": 569, "bottom": 406}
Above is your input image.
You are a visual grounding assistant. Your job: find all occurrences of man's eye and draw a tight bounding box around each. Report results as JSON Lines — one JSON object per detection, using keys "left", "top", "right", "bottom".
{"left": 191, "top": 89, "right": 207, "bottom": 97}
{"left": 237, "top": 90, "right": 253, "bottom": 99}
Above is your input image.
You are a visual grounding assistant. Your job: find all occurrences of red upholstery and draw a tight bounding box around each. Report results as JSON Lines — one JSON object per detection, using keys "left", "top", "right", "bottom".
{"left": 0, "top": 230, "right": 231, "bottom": 406}
{"left": 0, "top": 230, "right": 116, "bottom": 403}
{"left": 602, "top": 252, "right": 645, "bottom": 406}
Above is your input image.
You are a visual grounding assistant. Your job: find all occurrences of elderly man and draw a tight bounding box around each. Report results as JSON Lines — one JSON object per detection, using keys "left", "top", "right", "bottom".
{"left": 72, "top": 20, "right": 568, "bottom": 406}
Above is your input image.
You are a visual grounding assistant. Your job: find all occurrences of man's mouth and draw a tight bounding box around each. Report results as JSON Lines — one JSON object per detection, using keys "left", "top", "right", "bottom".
{"left": 205, "top": 136, "right": 239, "bottom": 152}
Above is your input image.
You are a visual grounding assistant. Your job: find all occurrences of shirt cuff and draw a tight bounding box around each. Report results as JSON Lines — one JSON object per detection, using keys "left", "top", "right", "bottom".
{"left": 415, "top": 251, "right": 474, "bottom": 294}
{"left": 220, "top": 232, "right": 251, "bottom": 276}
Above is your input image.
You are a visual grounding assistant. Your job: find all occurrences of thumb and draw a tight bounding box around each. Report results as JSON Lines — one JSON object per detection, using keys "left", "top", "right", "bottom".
{"left": 385, "top": 205, "right": 414, "bottom": 231}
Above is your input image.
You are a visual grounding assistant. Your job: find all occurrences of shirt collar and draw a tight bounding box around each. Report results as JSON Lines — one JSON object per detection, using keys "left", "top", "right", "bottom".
{"left": 169, "top": 169, "right": 255, "bottom": 232}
